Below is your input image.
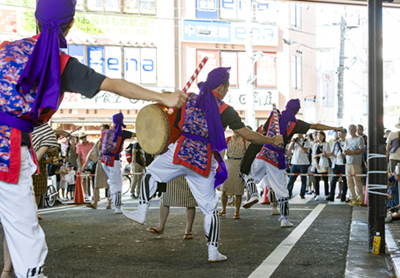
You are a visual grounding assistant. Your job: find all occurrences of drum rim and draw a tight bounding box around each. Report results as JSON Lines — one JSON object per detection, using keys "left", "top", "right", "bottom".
{"left": 154, "top": 104, "right": 171, "bottom": 155}
{"left": 136, "top": 104, "right": 171, "bottom": 155}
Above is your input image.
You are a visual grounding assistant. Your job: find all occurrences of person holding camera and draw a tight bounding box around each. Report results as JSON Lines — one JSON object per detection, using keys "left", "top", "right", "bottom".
{"left": 312, "top": 131, "right": 331, "bottom": 200}
{"left": 286, "top": 134, "right": 310, "bottom": 199}
{"left": 325, "top": 128, "right": 348, "bottom": 202}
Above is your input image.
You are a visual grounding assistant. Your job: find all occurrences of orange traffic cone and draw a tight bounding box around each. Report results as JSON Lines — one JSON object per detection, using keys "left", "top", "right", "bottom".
{"left": 70, "top": 171, "right": 87, "bottom": 205}
{"left": 261, "top": 186, "right": 270, "bottom": 204}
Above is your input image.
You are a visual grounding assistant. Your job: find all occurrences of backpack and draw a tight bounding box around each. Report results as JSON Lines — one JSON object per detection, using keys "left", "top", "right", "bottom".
{"left": 125, "top": 143, "right": 134, "bottom": 164}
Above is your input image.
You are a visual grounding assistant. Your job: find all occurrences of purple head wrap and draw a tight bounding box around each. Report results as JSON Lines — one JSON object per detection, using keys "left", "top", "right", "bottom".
{"left": 279, "top": 99, "right": 300, "bottom": 134}
{"left": 113, "top": 112, "right": 126, "bottom": 142}
{"left": 196, "top": 67, "right": 230, "bottom": 153}
{"left": 17, "top": 0, "right": 76, "bottom": 120}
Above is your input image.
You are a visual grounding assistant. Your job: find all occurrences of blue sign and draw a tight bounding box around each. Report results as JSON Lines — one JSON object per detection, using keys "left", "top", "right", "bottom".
{"left": 88, "top": 46, "right": 104, "bottom": 74}
{"left": 183, "top": 20, "right": 277, "bottom": 46}
{"left": 196, "top": 0, "right": 218, "bottom": 19}
{"left": 68, "top": 45, "right": 85, "bottom": 64}
{"left": 183, "top": 20, "right": 231, "bottom": 43}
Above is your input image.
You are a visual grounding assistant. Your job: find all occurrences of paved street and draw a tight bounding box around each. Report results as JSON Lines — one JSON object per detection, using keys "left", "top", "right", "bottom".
{"left": 0, "top": 184, "right": 390, "bottom": 277}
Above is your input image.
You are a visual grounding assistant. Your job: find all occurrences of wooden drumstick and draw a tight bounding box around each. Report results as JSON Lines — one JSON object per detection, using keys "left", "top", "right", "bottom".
{"left": 272, "top": 103, "right": 283, "bottom": 148}
{"left": 167, "top": 57, "right": 209, "bottom": 115}
{"left": 272, "top": 103, "right": 280, "bottom": 136}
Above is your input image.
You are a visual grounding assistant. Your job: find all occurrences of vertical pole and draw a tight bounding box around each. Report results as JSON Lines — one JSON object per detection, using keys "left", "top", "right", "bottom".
{"left": 174, "top": 0, "right": 180, "bottom": 90}
{"left": 337, "top": 15, "right": 346, "bottom": 126}
{"left": 367, "top": 0, "right": 386, "bottom": 253}
{"left": 244, "top": 0, "right": 256, "bottom": 129}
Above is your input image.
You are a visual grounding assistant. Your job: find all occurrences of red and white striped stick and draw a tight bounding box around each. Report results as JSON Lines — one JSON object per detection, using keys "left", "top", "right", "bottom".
{"left": 272, "top": 103, "right": 280, "bottom": 136}
{"left": 167, "top": 57, "right": 209, "bottom": 114}
{"left": 59, "top": 126, "right": 82, "bottom": 140}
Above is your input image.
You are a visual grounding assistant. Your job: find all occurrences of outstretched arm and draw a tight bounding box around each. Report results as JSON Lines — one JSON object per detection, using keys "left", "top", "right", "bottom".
{"left": 234, "top": 127, "right": 283, "bottom": 146}
{"left": 99, "top": 78, "right": 187, "bottom": 109}
{"left": 310, "top": 123, "right": 343, "bottom": 132}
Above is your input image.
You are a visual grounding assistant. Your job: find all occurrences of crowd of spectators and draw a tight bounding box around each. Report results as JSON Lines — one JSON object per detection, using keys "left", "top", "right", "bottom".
{"left": 286, "top": 124, "right": 368, "bottom": 206}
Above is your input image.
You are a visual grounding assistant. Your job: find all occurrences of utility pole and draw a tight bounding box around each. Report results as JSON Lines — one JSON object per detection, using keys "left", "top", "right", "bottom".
{"left": 244, "top": 0, "right": 256, "bottom": 129}
{"left": 337, "top": 15, "right": 346, "bottom": 126}
{"left": 367, "top": 0, "right": 386, "bottom": 254}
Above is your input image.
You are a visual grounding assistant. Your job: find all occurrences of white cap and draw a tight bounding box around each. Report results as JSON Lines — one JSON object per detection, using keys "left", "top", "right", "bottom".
{"left": 376, "top": 232, "right": 380, "bottom": 236}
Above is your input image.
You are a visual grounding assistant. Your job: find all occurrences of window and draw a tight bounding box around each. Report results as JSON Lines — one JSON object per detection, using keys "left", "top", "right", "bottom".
{"left": 140, "top": 0, "right": 156, "bottom": 14}
{"left": 196, "top": 50, "right": 220, "bottom": 83}
{"left": 76, "top": 0, "right": 85, "bottom": 10}
{"left": 292, "top": 55, "right": 302, "bottom": 90}
{"left": 105, "top": 0, "right": 120, "bottom": 12}
{"left": 124, "top": 0, "right": 156, "bottom": 14}
{"left": 220, "top": 51, "right": 238, "bottom": 86}
{"left": 291, "top": 3, "right": 302, "bottom": 29}
{"left": 196, "top": 50, "right": 275, "bottom": 88}
{"left": 87, "top": 0, "right": 104, "bottom": 11}
{"left": 255, "top": 53, "right": 277, "bottom": 88}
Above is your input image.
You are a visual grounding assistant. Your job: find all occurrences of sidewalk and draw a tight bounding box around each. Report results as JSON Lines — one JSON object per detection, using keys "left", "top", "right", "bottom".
{"left": 386, "top": 217, "right": 400, "bottom": 277}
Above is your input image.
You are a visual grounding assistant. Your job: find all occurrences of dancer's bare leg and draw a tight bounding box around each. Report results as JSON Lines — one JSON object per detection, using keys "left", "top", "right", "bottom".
{"left": 2, "top": 238, "right": 13, "bottom": 278}
{"left": 235, "top": 195, "right": 242, "bottom": 216}
{"left": 151, "top": 204, "right": 170, "bottom": 234}
{"left": 185, "top": 207, "right": 196, "bottom": 234}
{"left": 220, "top": 192, "right": 227, "bottom": 214}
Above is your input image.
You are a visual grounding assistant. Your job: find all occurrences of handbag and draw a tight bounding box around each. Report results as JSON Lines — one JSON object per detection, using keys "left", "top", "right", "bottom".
{"left": 318, "top": 166, "right": 328, "bottom": 173}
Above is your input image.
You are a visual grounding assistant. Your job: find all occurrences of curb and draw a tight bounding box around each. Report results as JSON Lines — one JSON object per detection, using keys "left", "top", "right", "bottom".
{"left": 385, "top": 225, "right": 400, "bottom": 277}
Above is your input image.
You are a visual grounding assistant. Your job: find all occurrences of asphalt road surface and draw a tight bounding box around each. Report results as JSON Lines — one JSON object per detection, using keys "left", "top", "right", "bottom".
{"left": 0, "top": 185, "right": 387, "bottom": 278}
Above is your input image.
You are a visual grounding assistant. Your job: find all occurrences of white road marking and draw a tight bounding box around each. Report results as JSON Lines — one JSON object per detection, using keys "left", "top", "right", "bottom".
{"left": 248, "top": 204, "right": 326, "bottom": 278}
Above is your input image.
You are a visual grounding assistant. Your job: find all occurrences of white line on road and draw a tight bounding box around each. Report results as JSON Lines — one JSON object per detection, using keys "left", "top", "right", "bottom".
{"left": 248, "top": 204, "right": 326, "bottom": 278}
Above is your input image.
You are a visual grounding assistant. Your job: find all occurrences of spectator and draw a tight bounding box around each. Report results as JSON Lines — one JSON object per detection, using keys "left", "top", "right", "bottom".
{"left": 65, "top": 136, "right": 78, "bottom": 168}
{"left": 385, "top": 173, "right": 400, "bottom": 222}
{"left": 83, "top": 125, "right": 112, "bottom": 209}
{"left": 59, "top": 160, "right": 68, "bottom": 201}
{"left": 344, "top": 124, "right": 365, "bottom": 206}
{"left": 286, "top": 134, "right": 310, "bottom": 199}
{"left": 49, "top": 156, "right": 63, "bottom": 204}
{"left": 384, "top": 129, "right": 392, "bottom": 147}
{"left": 219, "top": 132, "right": 249, "bottom": 218}
{"left": 312, "top": 131, "right": 331, "bottom": 200}
{"left": 31, "top": 123, "right": 59, "bottom": 209}
{"left": 306, "top": 132, "right": 317, "bottom": 195}
{"left": 386, "top": 119, "right": 400, "bottom": 173}
{"left": 357, "top": 124, "right": 368, "bottom": 187}
{"left": 387, "top": 173, "right": 399, "bottom": 209}
{"left": 130, "top": 142, "right": 145, "bottom": 198}
{"left": 326, "top": 128, "right": 348, "bottom": 202}
{"left": 65, "top": 162, "right": 76, "bottom": 200}
{"left": 77, "top": 132, "right": 95, "bottom": 199}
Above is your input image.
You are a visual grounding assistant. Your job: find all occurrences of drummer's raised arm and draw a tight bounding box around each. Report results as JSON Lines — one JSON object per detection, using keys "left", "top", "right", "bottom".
{"left": 234, "top": 126, "right": 283, "bottom": 146}
{"left": 99, "top": 78, "right": 187, "bottom": 109}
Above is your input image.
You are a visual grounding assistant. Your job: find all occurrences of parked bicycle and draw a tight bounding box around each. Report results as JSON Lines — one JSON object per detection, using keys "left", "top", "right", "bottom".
{"left": 45, "top": 177, "right": 59, "bottom": 207}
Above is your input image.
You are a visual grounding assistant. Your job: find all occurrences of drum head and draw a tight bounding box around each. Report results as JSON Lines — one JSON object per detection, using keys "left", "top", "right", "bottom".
{"left": 136, "top": 104, "right": 170, "bottom": 155}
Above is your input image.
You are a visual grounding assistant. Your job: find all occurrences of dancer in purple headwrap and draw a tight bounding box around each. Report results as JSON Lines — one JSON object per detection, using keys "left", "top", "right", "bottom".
{"left": 99, "top": 113, "right": 135, "bottom": 214}
{"left": 0, "top": 0, "right": 186, "bottom": 276}
{"left": 240, "top": 99, "right": 343, "bottom": 227}
{"left": 123, "top": 67, "right": 283, "bottom": 262}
